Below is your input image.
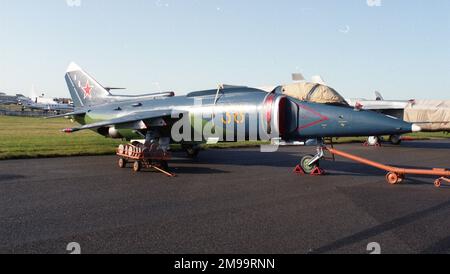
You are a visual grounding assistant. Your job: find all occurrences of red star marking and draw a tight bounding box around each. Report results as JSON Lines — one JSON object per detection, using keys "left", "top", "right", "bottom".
{"left": 82, "top": 80, "right": 93, "bottom": 99}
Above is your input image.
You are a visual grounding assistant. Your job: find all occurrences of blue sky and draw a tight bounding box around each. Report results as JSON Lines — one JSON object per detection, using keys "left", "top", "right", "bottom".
{"left": 0, "top": 0, "right": 449, "bottom": 99}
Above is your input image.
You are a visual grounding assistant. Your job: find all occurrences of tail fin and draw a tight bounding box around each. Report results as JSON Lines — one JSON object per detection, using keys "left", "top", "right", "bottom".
{"left": 65, "top": 62, "right": 111, "bottom": 107}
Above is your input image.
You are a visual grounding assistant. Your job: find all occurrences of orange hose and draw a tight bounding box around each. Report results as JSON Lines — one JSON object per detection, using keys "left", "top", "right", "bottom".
{"left": 326, "top": 147, "right": 450, "bottom": 177}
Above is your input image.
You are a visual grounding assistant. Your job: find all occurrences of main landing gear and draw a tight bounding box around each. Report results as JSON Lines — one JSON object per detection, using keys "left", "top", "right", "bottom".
{"left": 182, "top": 144, "right": 201, "bottom": 158}
{"left": 364, "top": 136, "right": 382, "bottom": 147}
{"left": 389, "top": 134, "right": 402, "bottom": 145}
{"left": 364, "top": 135, "right": 402, "bottom": 146}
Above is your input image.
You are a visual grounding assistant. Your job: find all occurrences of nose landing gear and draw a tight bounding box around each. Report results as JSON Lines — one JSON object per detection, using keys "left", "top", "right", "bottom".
{"left": 294, "top": 141, "right": 326, "bottom": 175}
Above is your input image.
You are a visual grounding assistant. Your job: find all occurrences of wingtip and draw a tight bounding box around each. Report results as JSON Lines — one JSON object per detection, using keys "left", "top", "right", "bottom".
{"left": 66, "top": 62, "right": 81, "bottom": 73}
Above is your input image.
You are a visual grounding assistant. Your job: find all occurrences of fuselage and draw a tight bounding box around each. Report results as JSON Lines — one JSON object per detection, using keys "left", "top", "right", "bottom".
{"left": 74, "top": 87, "right": 415, "bottom": 142}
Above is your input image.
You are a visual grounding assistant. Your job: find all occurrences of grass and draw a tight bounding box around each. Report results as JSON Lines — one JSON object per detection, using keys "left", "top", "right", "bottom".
{"left": 407, "top": 131, "right": 450, "bottom": 139}
{"left": 0, "top": 115, "right": 449, "bottom": 160}
{"left": 331, "top": 131, "right": 450, "bottom": 144}
{"left": 0, "top": 116, "right": 122, "bottom": 160}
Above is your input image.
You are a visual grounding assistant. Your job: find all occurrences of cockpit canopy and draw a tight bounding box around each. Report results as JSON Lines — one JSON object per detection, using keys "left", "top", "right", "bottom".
{"left": 276, "top": 82, "right": 348, "bottom": 106}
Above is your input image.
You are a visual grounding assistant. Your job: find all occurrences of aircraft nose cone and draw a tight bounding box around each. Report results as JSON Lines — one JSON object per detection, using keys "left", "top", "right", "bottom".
{"left": 352, "top": 110, "right": 417, "bottom": 136}
{"left": 411, "top": 124, "right": 422, "bottom": 132}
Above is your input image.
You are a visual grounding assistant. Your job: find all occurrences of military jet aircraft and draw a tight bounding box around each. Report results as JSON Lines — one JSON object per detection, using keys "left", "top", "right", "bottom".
{"left": 56, "top": 63, "right": 421, "bottom": 172}
{"left": 0, "top": 92, "right": 25, "bottom": 105}
{"left": 0, "top": 92, "right": 17, "bottom": 105}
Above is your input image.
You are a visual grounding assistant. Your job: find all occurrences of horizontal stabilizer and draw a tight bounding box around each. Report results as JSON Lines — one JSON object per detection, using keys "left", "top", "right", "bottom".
{"left": 104, "top": 87, "right": 126, "bottom": 92}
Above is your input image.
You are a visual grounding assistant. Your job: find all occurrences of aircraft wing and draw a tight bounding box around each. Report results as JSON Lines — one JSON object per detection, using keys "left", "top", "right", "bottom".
{"left": 62, "top": 109, "right": 177, "bottom": 133}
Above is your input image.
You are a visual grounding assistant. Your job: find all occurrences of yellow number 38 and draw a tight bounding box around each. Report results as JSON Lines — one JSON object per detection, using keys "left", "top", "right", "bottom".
{"left": 221, "top": 112, "right": 245, "bottom": 124}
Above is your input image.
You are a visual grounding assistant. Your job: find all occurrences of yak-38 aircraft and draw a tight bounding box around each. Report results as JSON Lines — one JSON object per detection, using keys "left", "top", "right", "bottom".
{"left": 55, "top": 63, "right": 421, "bottom": 172}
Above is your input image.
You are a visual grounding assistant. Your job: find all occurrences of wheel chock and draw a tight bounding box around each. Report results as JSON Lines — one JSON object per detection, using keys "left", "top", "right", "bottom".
{"left": 293, "top": 165, "right": 325, "bottom": 176}
{"left": 293, "top": 165, "right": 306, "bottom": 174}
{"left": 310, "top": 167, "right": 325, "bottom": 176}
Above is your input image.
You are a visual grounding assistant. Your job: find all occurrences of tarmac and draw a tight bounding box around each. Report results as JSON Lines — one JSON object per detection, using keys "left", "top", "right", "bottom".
{"left": 1, "top": 140, "right": 450, "bottom": 254}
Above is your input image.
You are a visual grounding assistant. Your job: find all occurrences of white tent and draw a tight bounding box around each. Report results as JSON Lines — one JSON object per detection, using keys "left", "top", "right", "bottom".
{"left": 404, "top": 100, "right": 450, "bottom": 131}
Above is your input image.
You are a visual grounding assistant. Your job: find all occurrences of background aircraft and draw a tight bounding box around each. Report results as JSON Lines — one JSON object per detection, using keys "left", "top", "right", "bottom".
{"left": 0, "top": 88, "right": 74, "bottom": 114}
{"left": 18, "top": 86, "right": 74, "bottom": 114}
{"left": 0, "top": 92, "right": 25, "bottom": 105}
{"left": 19, "top": 98, "right": 74, "bottom": 114}
{"left": 57, "top": 63, "right": 420, "bottom": 172}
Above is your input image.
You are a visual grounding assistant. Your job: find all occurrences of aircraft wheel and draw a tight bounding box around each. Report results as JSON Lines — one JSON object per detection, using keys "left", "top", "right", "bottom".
{"left": 300, "top": 155, "right": 319, "bottom": 174}
{"left": 160, "top": 160, "right": 169, "bottom": 171}
{"left": 434, "top": 179, "right": 441, "bottom": 188}
{"left": 367, "top": 136, "right": 380, "bottom": 146}
{"left": 389, "top": 135, "right": 402, "bottom": 145}
{"left": 133, "top": 161, "right": 141, "bottom": 172}
{"left": 185, "top": 147, "right": 200, "bottom": 158}
{"left": 118, "top": 158, "right": 127, "bottom": 168}
{"left": 386, "top": 172, "right": 401, "bottom": 185}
